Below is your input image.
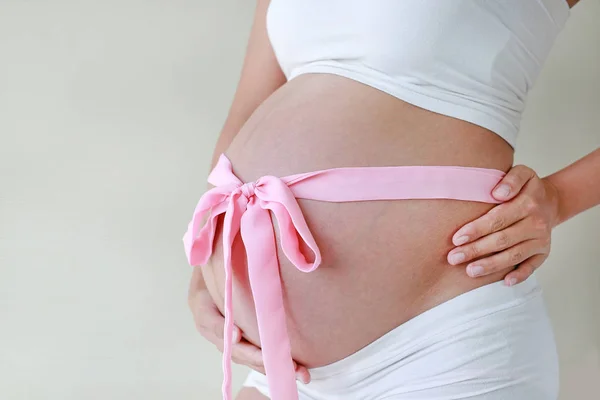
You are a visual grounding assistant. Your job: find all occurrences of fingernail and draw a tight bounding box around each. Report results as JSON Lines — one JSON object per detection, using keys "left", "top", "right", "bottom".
{"left": 467, "top": 265, "right": 484, "bottom": 277}
{"left": 448, "top": 252, "right": 466, "bottom": 265}
{"left": 494, "top": 184, "right": 510, "bottom": 198}
{"left": 506, "top": 278, "right": 518, "bottom": 286}
{"left": 454, "top": 235, "right": 470, "bottom": 246}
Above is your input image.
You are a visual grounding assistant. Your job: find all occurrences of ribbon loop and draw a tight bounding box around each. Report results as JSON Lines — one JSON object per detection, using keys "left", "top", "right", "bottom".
{"left": 255, "top": 176, "right": 322, "bottom": 273}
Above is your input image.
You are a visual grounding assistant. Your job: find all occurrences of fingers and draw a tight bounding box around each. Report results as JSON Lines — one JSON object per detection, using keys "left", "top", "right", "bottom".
{"left": 188, "top": 289, "right": 312, "bottom": 383}
{"left": 448, "top": 219, "right": 536, "bottom": 266}
{"left": 492, "top": 164, "right": 536, "bottom": 201}
{"left": 231, "top": 340, "right": 266, "bottom": 374}
{"left": 504, "top": 254, "right": 547, "bottom": 286}
{"left": 189, "top": 290, "right": 242, "bottom": 347}
{"left": 452, "top": 199, "right": 530, "bottom": 246}
{"left": 209, "top": 314, "right": 243, "bottom": 345}
{"left": 449, "top": 164, "right": 553, "bottom": 287}
{"left": 295, "top": 365, "right": 311, "bottom": 384}
{"left": 462, "top": 239, "right": 549, "bottom": 278}
{"left": 229, "top": 340, "right": 312, "bottom": 384}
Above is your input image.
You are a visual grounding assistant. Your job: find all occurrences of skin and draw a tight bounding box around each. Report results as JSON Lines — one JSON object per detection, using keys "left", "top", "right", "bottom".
{"left": 184, "top": 1, "right": 593, "bottom": 399}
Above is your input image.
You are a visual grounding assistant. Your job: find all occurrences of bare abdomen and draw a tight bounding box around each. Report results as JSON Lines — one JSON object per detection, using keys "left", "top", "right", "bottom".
{"left": 201, "top": 73, "right": 514, "bottom": 367}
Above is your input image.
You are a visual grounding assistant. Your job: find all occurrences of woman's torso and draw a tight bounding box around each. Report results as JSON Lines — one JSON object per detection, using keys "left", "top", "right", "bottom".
{"left": 202, "top": 74, "right": 515, "bottom": 367}
{"left": 201, "top": 0, "right": 570, "bottom": 369}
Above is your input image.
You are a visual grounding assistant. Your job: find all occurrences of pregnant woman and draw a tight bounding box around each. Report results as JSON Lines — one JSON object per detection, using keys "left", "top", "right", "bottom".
{"left": 185, "top": 1, "right": 599, "bottom": 399}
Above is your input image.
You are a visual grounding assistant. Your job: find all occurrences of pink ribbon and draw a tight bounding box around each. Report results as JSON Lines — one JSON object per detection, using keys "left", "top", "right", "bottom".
{"left": 183, "top": 154, "right": 506, "bottom": 400}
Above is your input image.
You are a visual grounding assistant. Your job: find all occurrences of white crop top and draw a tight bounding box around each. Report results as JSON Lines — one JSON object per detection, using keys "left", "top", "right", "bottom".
{"left": 266, "top": 0, "right": 571, "bottom": 148}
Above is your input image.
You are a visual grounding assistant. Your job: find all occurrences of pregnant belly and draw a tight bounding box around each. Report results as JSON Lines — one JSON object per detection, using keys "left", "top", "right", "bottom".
{"left": 201, "top": 74, "right": 514, "bottom": 368}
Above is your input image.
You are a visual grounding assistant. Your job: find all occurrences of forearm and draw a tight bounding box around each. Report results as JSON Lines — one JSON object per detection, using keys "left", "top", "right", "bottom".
{"left": 543, "top": 147, "right": 600, "bottom": 225}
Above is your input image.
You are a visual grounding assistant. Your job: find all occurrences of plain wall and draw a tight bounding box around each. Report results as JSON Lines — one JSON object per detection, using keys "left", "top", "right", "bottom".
{"left": 0, "top": 1, "right": 598, "bottom": 399}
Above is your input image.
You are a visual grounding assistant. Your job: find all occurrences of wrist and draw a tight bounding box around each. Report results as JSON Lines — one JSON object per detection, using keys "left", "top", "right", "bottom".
{"left": 542, "top": 175, "right": 566, "bottom": 227}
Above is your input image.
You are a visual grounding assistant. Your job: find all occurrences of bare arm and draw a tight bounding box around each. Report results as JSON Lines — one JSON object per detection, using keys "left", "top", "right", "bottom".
{"left": 545, "top": 148, "right": 600, "bottom": 225}
{"left": 209, "top": 0, "right": 286, "bottom": 168}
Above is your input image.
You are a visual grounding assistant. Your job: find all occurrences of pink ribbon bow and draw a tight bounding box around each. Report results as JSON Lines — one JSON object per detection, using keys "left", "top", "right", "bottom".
{"left": 183, "top": 155, "right": 322, "bottom": 400}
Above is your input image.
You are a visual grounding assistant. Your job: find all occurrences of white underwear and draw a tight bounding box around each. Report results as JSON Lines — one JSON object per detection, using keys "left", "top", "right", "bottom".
{"left": 243, "top": 276, "right": 559, "bottom": 399}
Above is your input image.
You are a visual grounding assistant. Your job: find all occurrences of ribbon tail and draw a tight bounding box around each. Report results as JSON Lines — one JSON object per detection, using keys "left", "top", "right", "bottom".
{"left": 241, "top": 200, "right": 298, "bottom": 400}
{"left": 182, "top": 186, "right": 233, "bottom": 266}
{"left": 220, "top": 194, "right": 244, "bottom": 400}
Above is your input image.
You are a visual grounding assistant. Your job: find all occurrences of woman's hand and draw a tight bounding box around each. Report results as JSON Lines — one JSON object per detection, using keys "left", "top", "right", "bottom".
{"left": 188, "top": 286, "right": 311, "bottom": 384}
{"left": 447, "top": 165, "right": 562, "bottom": 286}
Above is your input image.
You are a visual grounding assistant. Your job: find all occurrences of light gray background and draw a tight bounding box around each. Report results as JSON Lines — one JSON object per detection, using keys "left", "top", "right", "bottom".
{"left": 0, "top": 1, "right": 598, "bottom": 399}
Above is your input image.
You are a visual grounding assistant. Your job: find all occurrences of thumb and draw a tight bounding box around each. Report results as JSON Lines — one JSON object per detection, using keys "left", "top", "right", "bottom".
{"left": 492, "top": 164, "right": 535, "bottom": 201}
{"left": 209, "top": 312, "right": 242, "bottom": 344}
{"left": 194, "top": 292, "right": 242, "bottom": 343}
